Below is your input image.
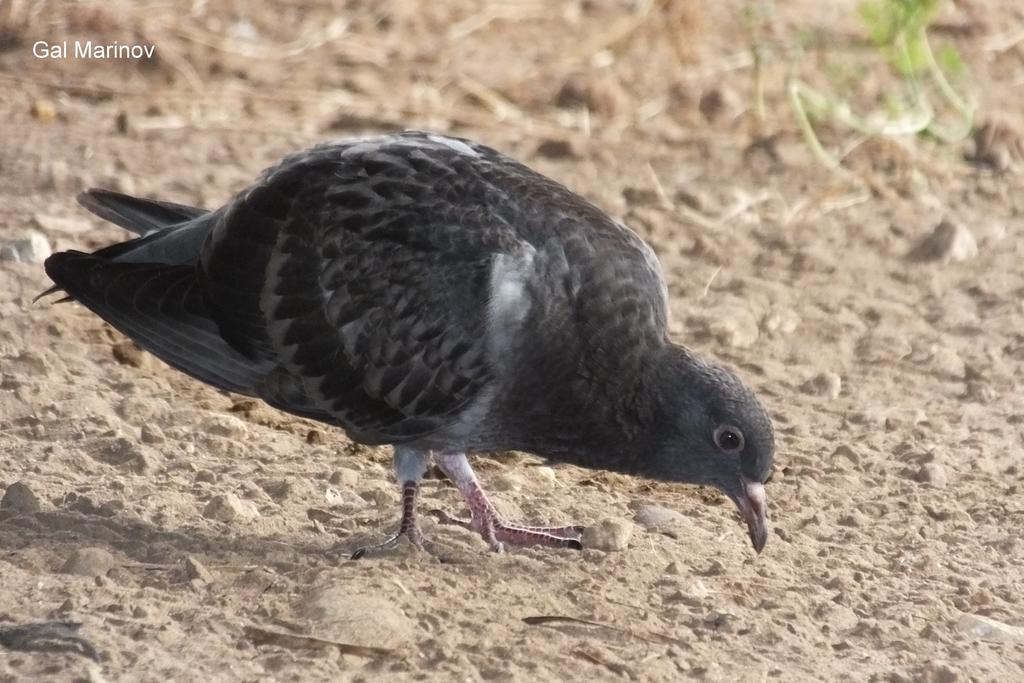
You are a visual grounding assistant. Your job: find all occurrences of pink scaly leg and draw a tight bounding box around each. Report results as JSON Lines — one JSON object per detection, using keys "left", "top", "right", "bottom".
{"left": 433, "top": 453, "right": 583, "bottom": 551}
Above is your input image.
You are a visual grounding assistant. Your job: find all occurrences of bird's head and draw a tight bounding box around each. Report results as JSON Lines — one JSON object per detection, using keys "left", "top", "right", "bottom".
{"left": 643, "top": 344, "right": 775, "bottom": 553}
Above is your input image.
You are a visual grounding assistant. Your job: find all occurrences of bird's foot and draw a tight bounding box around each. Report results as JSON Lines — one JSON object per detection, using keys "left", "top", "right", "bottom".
{"left": 350, "top": 479, "right": 426, "bottom": 559}
{"left": 432, "top": 452, "right": 585, "bottom": 551}
{"left": 430, "top": 509, "right": 583, "bottom": 551}
{"left": 349, "top": 524, "right": 426, "bottom": 560}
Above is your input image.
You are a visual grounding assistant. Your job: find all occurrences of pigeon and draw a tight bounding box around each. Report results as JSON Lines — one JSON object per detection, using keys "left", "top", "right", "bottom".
{"left": 42, "top": 131, "right": 774, "bottom": 555}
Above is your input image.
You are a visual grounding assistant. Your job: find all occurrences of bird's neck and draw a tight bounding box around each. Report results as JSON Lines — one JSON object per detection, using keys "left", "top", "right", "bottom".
{"left": 518, "top": 341, "right": 693, "bottom": 472}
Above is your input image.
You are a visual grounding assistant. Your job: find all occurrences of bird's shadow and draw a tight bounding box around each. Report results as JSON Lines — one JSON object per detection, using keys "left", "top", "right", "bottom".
{"left": 0, "top": 505, "right": 346, "bottom": 575}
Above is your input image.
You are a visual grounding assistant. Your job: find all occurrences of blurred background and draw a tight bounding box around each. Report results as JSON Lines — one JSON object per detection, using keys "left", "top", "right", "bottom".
{"left": 2, "top": 0, "right": 1019, "bottom": 201}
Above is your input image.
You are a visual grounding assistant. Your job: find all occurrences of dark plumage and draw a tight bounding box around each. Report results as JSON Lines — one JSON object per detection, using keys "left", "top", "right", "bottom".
{"left": 43, "top": 131, "right": 774, "bottom": 554}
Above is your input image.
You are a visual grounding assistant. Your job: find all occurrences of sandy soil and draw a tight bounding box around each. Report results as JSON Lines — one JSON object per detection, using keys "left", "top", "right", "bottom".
{"left": 2, "top": 1, "right": 1023, "bottom": 681}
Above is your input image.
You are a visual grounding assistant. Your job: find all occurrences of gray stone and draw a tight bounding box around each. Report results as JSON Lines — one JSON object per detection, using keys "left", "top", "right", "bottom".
{"left": 1, "top": 481, "right": 42, "bottom": 513}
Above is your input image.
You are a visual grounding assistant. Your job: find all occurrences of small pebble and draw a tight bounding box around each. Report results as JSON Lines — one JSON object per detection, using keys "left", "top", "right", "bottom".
{"left": 689, "top": 579, "right": 709, "bottom": 599}
{"left": 1, "top": 481, "right": 42, "bottom": 513}
{"left": 915, "top": 463, "right": 948, "bottom": 488}
{"left": 61, "top": 547, "right": 116, "bottom": 577}
{"left": 956, "top": 613, "right": 1024, "bottom": 643}
{"left": 329, "top": 467, "right": 360, "bottom": 488}
{"left": 184, "top": 555, "right": 215, "bottom": 584}
{"left": 967, "top": 118, "right": 1019, "bottom": 171}
{"left": 42, "top": 160, "right": 72, "bottom": 191}
{"left": 258, "top": 478, "right": 293, "bottom": 501}
{"left": 919, "top": 661, "right": 962, "bottom": 683}
{"left": 698, "top": 86, "right": 740, "bottom": 124}
{"left": 490, "top": 471, "right": 525, "bottom": 492}
{"left": 140, "top": 424, "right": 166, "bottom": 444}
{"left": 837, "top": 512, "right": 865, "bottom": 528}
{"left": 832, "top": 444, "right": 861, "bottom": 465}
{"left": 702, "top": 609, "right": 737, "bottom": 633}
{"left": 554, "top": 73, "right": 624, "bottom": 117}
{"left": 111, "top": 341, "right": 150, "bottom": 369}
{"left": 762, "top": 308, "right": 800, "bottom": 336}
{"left": 529, "top": 466, "right": 559, "bottom": 490}
{"left": 930, "top": 347, "right": 965, "bottom": 379}
{"left": 31, "top": 99, "right": 57, "bottom": 122}
{"left": 358, "top": 484, "right": 393, "bottom": 507}
{"left": 800, "top": 371, "right": 842, "bottom": 400}
{"left": 535, "top": 139, "right": 577, "bottom": 159}
{"left": 707, "top": 307, "right": 759, "bottom": 349}
{"left": 200, "top": 414, "right": 249, "bottom": 440}
{"left": 582, "top": 518, "right": 633, "bottom": 551}
{"left": 115, "top": 110, "right": 131, "bottom": 135}
{"left": 908, "top": 219, "right": 977, "bottom": 264}
{"left": 98, "top": 437, "right": 154, "bottom": 473}
{"left": 962, "top": 381, "right": 997, "bottom": 403}
{"left": 633, "top": 503, "right": 685, "bottom": 536}
{"left": 0, "top": 231, "right": 52, "bottom": 264}
{"left": 203, "top": 493, "right": 259, "bottom": 523}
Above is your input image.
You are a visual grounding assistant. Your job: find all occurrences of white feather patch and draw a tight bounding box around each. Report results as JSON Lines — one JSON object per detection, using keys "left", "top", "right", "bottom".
{"left": 425, "top": 134, "right": 480, "bottom": 157}
{"left": 487, "top": 245, "right": 536, "bottom": 359}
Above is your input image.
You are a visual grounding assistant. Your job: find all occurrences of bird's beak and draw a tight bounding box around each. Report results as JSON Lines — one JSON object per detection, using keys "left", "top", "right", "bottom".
{"left": 734, "top": 477, "right": 769, "bottom": 553}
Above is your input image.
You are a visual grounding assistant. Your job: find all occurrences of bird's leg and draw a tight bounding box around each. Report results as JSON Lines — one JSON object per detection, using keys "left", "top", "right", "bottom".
{"left": 351, "top": 447, "right": 428, "bottom": 559}
{"left": 432, "top": 453, "right": 583, "bottom": 551}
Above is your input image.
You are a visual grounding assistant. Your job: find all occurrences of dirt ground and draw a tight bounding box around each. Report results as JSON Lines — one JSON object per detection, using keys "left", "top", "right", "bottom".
{"left": 2, "top": 1, "right": 1023, "bottom": 681}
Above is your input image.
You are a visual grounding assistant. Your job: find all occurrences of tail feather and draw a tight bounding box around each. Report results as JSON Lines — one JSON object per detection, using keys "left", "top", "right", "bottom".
{"left": 44, "top": 251, "right": 271, "bottom": 396}
{"left": 70, "top": 188, "right": 218, "bottom": 266}
{"left": 77, "top": 189, "right": 207, "bottom": 235}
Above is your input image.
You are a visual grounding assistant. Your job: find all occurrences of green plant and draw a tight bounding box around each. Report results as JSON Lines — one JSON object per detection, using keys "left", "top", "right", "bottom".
{"left": 785, "top": 0, "right": 974, "bottom": 174}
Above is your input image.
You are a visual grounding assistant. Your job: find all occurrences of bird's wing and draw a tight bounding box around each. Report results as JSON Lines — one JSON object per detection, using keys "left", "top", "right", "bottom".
{"left": 198, "top": 134, "right": 524, "bottom": 442}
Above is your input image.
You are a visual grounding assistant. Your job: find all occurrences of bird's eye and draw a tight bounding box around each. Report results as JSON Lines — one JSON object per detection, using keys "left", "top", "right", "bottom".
{"left": 713, "top": 424, "right": 744, "bottom": 453}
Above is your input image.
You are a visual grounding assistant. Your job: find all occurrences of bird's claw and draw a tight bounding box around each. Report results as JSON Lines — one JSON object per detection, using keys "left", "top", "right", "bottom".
{"left": 429, "top": 508, "right": 584, "bottom": 551}
{"left": 349, "top": 526, "right": 426, "bottom": 560}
